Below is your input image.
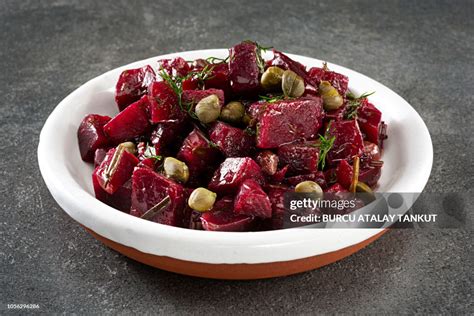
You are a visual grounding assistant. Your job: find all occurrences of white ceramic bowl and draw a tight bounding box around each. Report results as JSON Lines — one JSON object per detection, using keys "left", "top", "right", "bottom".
{"left": 38, "top": 49, "right": 433, "bottom": 279}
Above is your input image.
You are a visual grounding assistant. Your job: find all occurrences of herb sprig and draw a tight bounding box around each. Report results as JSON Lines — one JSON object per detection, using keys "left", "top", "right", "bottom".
{"left": 312, "top": 122, "right": 336, "bottom": 170}
{"left": 259, "top": 94, "right": 286, "bottom": 103}
{"left": 345, "top": 91, "right": 375, "bottom": 119}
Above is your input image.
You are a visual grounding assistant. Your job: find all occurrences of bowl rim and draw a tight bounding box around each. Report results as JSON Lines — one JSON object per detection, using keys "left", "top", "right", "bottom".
{"left": 38, "top": 49, "right": 433, "bottom": 264}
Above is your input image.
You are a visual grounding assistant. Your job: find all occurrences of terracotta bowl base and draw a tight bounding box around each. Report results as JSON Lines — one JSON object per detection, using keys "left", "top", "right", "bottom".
{"left": 83, "top": 226, "right": 388, "bottom": 280}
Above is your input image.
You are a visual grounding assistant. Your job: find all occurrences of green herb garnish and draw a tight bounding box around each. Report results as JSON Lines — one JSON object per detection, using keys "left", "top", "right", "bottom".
{"left": 143, "top": 144, "right": 163, "bottom": 161}
{"left": 312, "top": 122, "right": 336, "bottom": 170}
{"left": 206, "top": 56, "right": 229, "bottom": 64}
{"left": 345, "top": 91, "right": 375, "bottom": 119}
{"left": 259, "top": 94, "right": 286, "bottom": 103}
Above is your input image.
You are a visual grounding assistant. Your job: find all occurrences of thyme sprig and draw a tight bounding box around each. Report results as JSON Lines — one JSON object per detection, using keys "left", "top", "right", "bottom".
{"left": 243, "top": 40, "right": 272, "bottom": 73}
{"left": 345, "top": 91, "right": 375, "bottom": 119}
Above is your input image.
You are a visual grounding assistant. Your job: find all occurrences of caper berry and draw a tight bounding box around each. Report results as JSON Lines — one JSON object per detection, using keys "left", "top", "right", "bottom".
{"left": 163, "top": 157, "right": 189, "bottom": 183}
{"left": 295, "top": 181, "right": 323, "bottom": 199}
{"left": 319, "top": 81, "right": 343, "bottom": 111}
{"left": 220, "top": 101, "right": 245, "bottom": 124}
{"left": 188, "top": 187, "right": 217, "bottom": 212}
{"left": 195, "top": 94, "right": 221, "bottom": 124}
{"left": 261, "top": 66, "right": 285, "bottom": 91}
{"left": 118, "top": 141, "right": 137, "bottom": 155}
{"left": 355, "top": 181, "right": 376, "bottom": 203}
{"left": 282, "top": 70, "right": 305, "bottom": 98}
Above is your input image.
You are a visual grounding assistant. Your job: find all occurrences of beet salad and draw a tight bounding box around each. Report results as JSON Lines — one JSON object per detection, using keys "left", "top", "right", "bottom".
{"left": 77, "top": 41, "right": 387, "bottom": 231}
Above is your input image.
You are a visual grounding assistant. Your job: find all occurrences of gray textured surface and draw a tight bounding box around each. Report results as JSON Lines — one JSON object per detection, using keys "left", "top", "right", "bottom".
{"left": 1, "top": 0, "right": 473, "bottom": 314}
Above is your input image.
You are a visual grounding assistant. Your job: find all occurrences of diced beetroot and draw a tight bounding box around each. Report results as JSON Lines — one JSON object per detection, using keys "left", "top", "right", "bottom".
{"left": 326, "top": 119, "right": 364, "bottom": 165}
{"left": 270, "top": 50, "right": 315, "bottom": 87}
{"left": 360, "top": 166, "right": 382, "bottom": 188}
{"left": 209, "top": 122, "right": 254, "bottom": 157}
{"left": 201, "top": 210, "right": 254, "bottom": 232}
{"left": 177, "top": 128, "right": 221, "bottom": 184}
{"left": 95, "top": 148, "right": 139, "bottom": 194}
{"left": 103, "top": 96, "right": 151, "bottom": 144}
{"left": 204, "top": 62, "right": 232, "bottom": 99}
{"left": 285, "top": 171, "right": 327, "bottom": 189}
{"left": 200, "top": 196, "right": 254, "bottom": 231}
{"left": 308, "top": 65, "right": 349, "bottom": 96}
{"left": 336, "top": 160, "right": 353, "bottom": 190}
{"left": 77, "top": 114, "right": 111, "bottom": 162}
{"left": 234, "top": 179, "right": 272, "bottom": 218}
{"left": 115, "top": 65, "right": 156, "bottom": 111}
{"left": 325, "top": 103, "right": 347, "bottom": 122}
{"left": 278, "top": 142, "right": 320, "bottom": 175}
{"left": 335, "top": 159, "right": 382, "bottom": 189}
{"left": 150, "top": 121, "right": 189, "bottom": 155}
{"left": 181, "top": 88, "right": 225, "bottom": 109}
{"left": 137, "top": 157, "right": 158, "bottom": 170}
{"left": 324, "top": 167, "right": 338, "bottom": 186}
{"left": 94, "top": 148, "right": 108, "bottom": 167}
{"left": 208, "top": 157, "right": 264, "bottom": 195}
{"left": 158, "top": 57, "right": 191, "bottom": 78}
{"left": 148, "top": 81, "right": 186, "bottom": 124}
{"left": 228, "top": 41, "right": 261, "bottom": 95}
{"left": 256, "top": 96, "right": 324, "bottom": 148}
{"left": 266, "top": 185, "right": 289, "bottom": 230}
{"left": 130, "top": 167, "right": 186, "bottom": 226}
{"left": 93, "top": 171, "right": 132, "bottom": 212}
{"left": 356, "top": 99, "right": 382, "bottom": 145}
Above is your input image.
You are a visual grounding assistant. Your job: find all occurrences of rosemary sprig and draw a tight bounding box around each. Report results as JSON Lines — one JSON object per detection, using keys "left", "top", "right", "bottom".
{"left": 243, "top": 40, "right": 272, "bottom": 73}
{"left": 345, "top": 91, "right": 375, "bottom": 119}
{"left": 206, "top": 56, "right": 229, "bottom": 64}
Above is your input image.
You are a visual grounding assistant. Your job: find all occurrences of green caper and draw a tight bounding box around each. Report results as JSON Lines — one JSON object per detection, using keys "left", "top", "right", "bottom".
{"left": 261, "top": 66, "right": 285, "bottom": 91}
{"left": 188, "top": 187, "right": 217, "bottom": 212}
{"left": 282, "top": 70, "right": 305, "bottom": 98}
{"left": 295, "top": 181, "right": 323, "bottom": 199}
{"left": 118, "top": 141, "right": 137, "bottom": 155}
{"left": 319, "top": 81, "right": 343, "bottom": 111}
{"left": 163, "top": 157, "right": 189, "bottom": 183}
{"left": 195, "top": 94, "right": 221, "bottom": 124}
{"left": 220, "top": 101, "right": 245, "bottom": 124}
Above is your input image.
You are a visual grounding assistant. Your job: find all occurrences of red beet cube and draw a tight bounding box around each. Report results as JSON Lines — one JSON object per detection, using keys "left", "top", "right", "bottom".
{"left": 181, "top": 88, "right": 225, "bottom": 109}
{"left": 256, "top": 96, "right": 324, "bottom": 148}
{"left": 209, "top": 122, "right": 254, "bottom": 157}
{"left": 204, "top": 62, "right": 232, "bottom": 99}
{"left": 234, "top": 179, "right": 272, "bottom": 218}
{"left": 150, "top": 121, "right": 189, "bottom": 155}
{"left": 326, "top": 119, "right": 364, "bottom": 165}
{"left": 270, "top": 50, "right": 315, "bottom": 87}
{"left": 200, "top": 196, "right": 254, "bottom": 231}
{"left": 266, "top": 185, "right": 289, "bottom": 229}
{"left": 158, "top": 57, "right": 191, "bottom": 78}
{"left": 177, "top": 128, "right": 221, "bottom": 183}
{"left": 228, "top": 41, "right": 261, "bottom": 95}
{"left": 93, "top": 171, "right": 132, "bottom": 212}
{"left": 131, "top": 167, "right": 186, "bottom": 226}
{"left": 103, "top": 96, "right": 151, "bottom": 143}
{"left": 115, "top": 65, "right": 156, "bottom": 111}
{"left": 308, "top": 66, "right": 349, "bottom": 96}
{"left": 95, "top": 148, "right": 139, "bottom": 194}
{"left": 208, "top": 157, "right": 264, "bottom": 195}
{"left": 278, "top": 142, "right": 320, "bottom": 175}
{"left": 77, "top": 114, "right": 111, "bottom": 162}
{"left": 335, "top": 159, "right": 382, "bottom": 189}
{"left": 356, "top": 99, "right": 382, "bottom": 145}
{"left": 336, "top": 160, "right": 353, "bottom": 190}
{"left": 148, "top": 81, "right": 186, "bottom": 124}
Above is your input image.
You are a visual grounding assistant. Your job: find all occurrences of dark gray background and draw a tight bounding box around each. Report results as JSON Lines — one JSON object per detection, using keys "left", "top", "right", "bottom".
{"left": 1, "top": 0, "right": 473, "bottom": 314}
